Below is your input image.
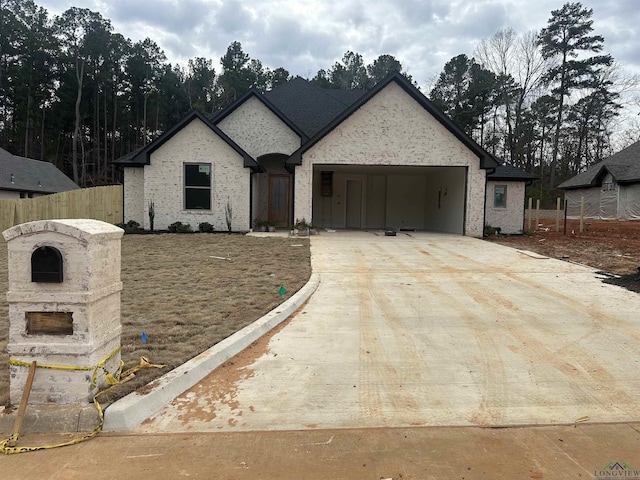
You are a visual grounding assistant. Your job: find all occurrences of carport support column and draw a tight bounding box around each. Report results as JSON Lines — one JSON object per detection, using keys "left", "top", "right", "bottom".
{"left": 293, "top": 162, "right": 313, "bottom": 226}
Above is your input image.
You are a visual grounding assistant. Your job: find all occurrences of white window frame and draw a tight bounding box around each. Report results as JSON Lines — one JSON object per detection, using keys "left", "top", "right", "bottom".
{"left": 494, "top": 185, "right": 507, "bottom": 208}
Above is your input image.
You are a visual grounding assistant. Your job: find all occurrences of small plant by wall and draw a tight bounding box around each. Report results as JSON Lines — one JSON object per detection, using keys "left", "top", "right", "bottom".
{"left": 483, "top": 224, "right": 502, "bottom": 236}
{"left": 225, "top": 198, "right": 233, "bottom": 233}
{"left": 148, "top": 199, "right": 155, "bottom": 232}
{"left": 116, "top": 220, "right": 143, "bottom": 234}
{"left": 198, "top": 222, "right": 214, "bottom": 233}
{"left": 168, "top": 221, "right": 192, "bottom": 233}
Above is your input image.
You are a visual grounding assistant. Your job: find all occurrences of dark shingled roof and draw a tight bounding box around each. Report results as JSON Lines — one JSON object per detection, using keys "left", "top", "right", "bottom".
{"left": 488, "top": 162, "right": 537, "bottom": 181}
{"left": 558, "top": 141, "right": 640, "bottom": 189}
{"left": 286, "top": 72, "right": 500, "bottom": 170}
{"left": 115, "top": 73, "right": 509, "bottom": 174}
{"left": 0, "top": 148, "right": 79, "bottom": 193}
{"left": 263, "top": 77, "right": 365, "bottom": 138}
{"left": 113, "top": 110, "right": 259, "bottom": 170}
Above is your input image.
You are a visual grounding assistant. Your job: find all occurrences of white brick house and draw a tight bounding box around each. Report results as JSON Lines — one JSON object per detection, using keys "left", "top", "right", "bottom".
{"left": 115, "top": 72, "right": 534, "bottom": 235}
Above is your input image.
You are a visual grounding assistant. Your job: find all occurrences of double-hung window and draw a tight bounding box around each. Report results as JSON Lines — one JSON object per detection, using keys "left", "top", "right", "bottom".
{"left": 184, "top": 163, "right": 211, "bottom": 210}
{"left": 494, "top": 185, "right": 507, "bottom": 208}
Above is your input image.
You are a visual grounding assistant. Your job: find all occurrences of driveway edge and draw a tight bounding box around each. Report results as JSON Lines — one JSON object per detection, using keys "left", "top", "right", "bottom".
{"left": 102, "top": 273, "right": 320, "bottom": 432}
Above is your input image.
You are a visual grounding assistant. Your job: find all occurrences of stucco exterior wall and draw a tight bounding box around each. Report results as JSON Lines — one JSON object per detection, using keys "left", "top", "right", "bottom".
{"left": 123, "top": 167, "right": 144, "bottom": 225}
{"left": 0, "top": 190, "right": 49, "bottom": 199}
{"left": 485, "top": 180, "right": 525, "bottom": 234}
{"left": 0, "top": 190, "right": 20, "bottom": 199}
{"left": 143, "top": 118, "right": 250, "bottom": 231}
{"left": 217, "top": 96, "right": 301, "bottom": 158}
{"left": 295, "top": 82, "right": 486, "bottom": 237}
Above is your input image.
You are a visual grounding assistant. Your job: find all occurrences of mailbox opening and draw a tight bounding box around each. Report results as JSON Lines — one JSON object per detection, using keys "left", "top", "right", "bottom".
{"left": 31, "top": 246, "right": 63, "bottom": 282}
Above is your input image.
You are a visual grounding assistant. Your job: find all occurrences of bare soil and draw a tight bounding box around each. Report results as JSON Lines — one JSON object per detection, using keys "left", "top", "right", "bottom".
{"left": 487, "top": 219, "right": 640, "bottom": 292}
{"left": 0, "top": 233, "right": 311, "bottom": 407}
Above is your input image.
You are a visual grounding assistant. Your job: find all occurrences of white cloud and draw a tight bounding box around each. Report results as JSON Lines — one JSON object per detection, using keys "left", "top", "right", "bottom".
{"left": 36, "top": 0, "right": 640, "bottom": 82}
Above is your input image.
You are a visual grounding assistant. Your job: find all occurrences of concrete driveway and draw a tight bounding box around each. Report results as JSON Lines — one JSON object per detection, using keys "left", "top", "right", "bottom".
{"left": 137, "top": 231, "right": 640, "bottom": 433}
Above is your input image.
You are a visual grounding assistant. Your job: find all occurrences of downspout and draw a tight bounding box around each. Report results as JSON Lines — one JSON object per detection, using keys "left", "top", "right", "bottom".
{"left": 523, "top": 179, "right": 534, "bottom": 233}
{"left": 249, "top": 169, "right": 254, "bottom": 231}
{"left": 118, "top": 166, "right": 125, "bottom": 225}
{"left": 122, "top": 170, "right": 125, "bottom": 224}
{"left": 483, "top": 167, "right": 496, "bottom": 238}
{"left": 290, "top": 167, "right": 295, "bottom": 230}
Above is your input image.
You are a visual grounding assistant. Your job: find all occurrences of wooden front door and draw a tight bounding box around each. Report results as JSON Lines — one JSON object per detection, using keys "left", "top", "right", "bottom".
{"left": 268, "top": 174, "right": 290, "bottom": 227}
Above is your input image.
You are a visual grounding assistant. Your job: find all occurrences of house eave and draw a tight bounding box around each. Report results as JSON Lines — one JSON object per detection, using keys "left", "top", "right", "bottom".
{"left": 286, "top": 71, "right": 499, "bottom": 169}
{"left": 211, "top": 88, "right": 308, "bottom": 143}
{"left": 112, "top": 110, "right": 259, "bottom": 170}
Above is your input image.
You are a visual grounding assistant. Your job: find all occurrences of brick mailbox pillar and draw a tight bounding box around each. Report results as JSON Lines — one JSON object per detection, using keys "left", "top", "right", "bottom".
{"left": 3, "top": 219, "right": 124, "bottom": 405}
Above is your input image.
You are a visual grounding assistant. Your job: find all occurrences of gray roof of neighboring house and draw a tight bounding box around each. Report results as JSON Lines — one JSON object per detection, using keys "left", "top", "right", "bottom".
{"left": 0, "top": 148, "right": 79, "bottom": 193}
{"left": 558, "top": 140, "right": 640, "bottom": 189}
{"left": 488, "top": 162, "right": 537, "bottom": 181}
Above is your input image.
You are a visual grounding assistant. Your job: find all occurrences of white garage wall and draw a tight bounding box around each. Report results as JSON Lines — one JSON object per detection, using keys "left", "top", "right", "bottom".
{"left": 485, "top": 181, "right": 525, "bottom": 234}
{"left": 366, "top": 175, "right": 386, "bottom": 228}
{"left": 123, "top": 167, "right": 144, "bottom": 225}
{"left": 296, "top": 81, "right": 486, "bottom": 237}
{"left": 386, "top": 174, "right": 426, "bottom": 229}
{"left": 424, "top": 168, "right": 466, "bottom": 233}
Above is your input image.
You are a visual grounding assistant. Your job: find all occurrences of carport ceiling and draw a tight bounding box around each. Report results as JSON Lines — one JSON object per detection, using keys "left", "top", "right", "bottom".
{"left": 312, "top": 165, "right": 456, "bottom": 175}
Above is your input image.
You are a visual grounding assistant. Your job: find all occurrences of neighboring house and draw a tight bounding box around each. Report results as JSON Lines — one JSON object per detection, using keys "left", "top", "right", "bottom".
{"left": 558, "top": 141, "right": 640, "bottom": 220}
{"left": 0, "top": 147, "right": 79, "bottom": 199}
{"left": 486, "top": 162, "right": 537, "bottom": 234}
{"left": 114, "top": 72, "right": 533, "bottom": 236}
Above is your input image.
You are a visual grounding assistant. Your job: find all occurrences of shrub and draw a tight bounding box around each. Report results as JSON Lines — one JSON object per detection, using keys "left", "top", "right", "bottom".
{"left": 198, "top": 222, "right": 214, "bottom": 233}
{"left": 148, "top": 200, "right": 155, "bottom": 232}
{"left": 168, "top": 221, "right": 192, "bottom": 233}
{"left": 293, "top": 218, "right": 312, "bottom": 230}
{"left": 483, "top": 224, "right": 502, "bottom": 236}
{"left": 116, "top": 220, "right": 143, "bottom": 234}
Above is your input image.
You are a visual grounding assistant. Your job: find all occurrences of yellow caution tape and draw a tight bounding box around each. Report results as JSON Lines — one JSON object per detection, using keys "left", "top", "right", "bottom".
{"left": 1, "top": 349, "right": 165, "bottom": 455}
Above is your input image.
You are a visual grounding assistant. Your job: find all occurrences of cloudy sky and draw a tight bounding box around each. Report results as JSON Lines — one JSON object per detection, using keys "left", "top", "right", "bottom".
{"left": 36, "top": 0, "right": 640, "bottom": 87}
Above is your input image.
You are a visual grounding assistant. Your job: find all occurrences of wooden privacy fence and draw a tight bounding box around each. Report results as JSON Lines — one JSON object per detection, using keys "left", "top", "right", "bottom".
{"left": 0, "top": 185, "right": 123, "bottom": 233}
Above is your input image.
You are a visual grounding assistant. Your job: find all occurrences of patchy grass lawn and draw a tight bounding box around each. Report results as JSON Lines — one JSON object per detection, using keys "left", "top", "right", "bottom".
{"left": 0, "top": 233, "right": 311, "bottom": 407}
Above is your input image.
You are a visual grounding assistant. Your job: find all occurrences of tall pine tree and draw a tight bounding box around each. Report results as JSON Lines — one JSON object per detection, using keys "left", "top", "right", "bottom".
{"left": 537, "top": 2, "right": 612, "bottom": 187}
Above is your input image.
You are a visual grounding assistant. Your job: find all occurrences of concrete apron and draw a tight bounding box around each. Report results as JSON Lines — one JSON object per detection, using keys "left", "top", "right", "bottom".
{"left": 136, "top": 231, "right": 640, "bottom": 433}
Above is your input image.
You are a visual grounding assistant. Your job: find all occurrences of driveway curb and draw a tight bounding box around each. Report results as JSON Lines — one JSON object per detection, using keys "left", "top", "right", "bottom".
{"left": 102, "top": 273, "right": 320, "bottom": 432}
{"left": 0, "top": 274, "right": 320, "bottom": 435}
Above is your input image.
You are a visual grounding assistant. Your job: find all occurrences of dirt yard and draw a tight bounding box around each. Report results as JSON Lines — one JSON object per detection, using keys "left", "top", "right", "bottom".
{"left": 0, "top": 233, "right": 311, "bottom": 407}
{"left": 487, "top": 219, "right": 640, "bottom": 292}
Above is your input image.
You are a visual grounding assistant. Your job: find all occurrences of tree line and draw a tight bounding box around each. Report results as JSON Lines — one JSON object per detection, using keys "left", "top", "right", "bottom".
{"left": 0, "top": 0, "right": 408, "bottom": 187}
{"left": 1, "top": 1, "right": 637, "bottom": 199}
{"left": 429, "top": 2, "right": 638, "bottom": 198}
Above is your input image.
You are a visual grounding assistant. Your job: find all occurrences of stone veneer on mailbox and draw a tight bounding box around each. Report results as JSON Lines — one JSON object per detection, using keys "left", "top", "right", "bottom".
{"left": 3, "top": 219, "right": 123, "bottom": 405}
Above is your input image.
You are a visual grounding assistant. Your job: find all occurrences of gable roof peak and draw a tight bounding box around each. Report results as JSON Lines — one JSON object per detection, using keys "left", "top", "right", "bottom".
{"left": 113, "top": 109, "right": 259, "bottom": 170}
{"left": 286, "top": 69, "right": 498, "bottom": 170}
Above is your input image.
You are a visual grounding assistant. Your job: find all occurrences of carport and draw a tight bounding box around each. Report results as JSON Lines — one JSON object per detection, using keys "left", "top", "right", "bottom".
{"left": 312, "top": 164, "right": 467, "bottom": 233}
